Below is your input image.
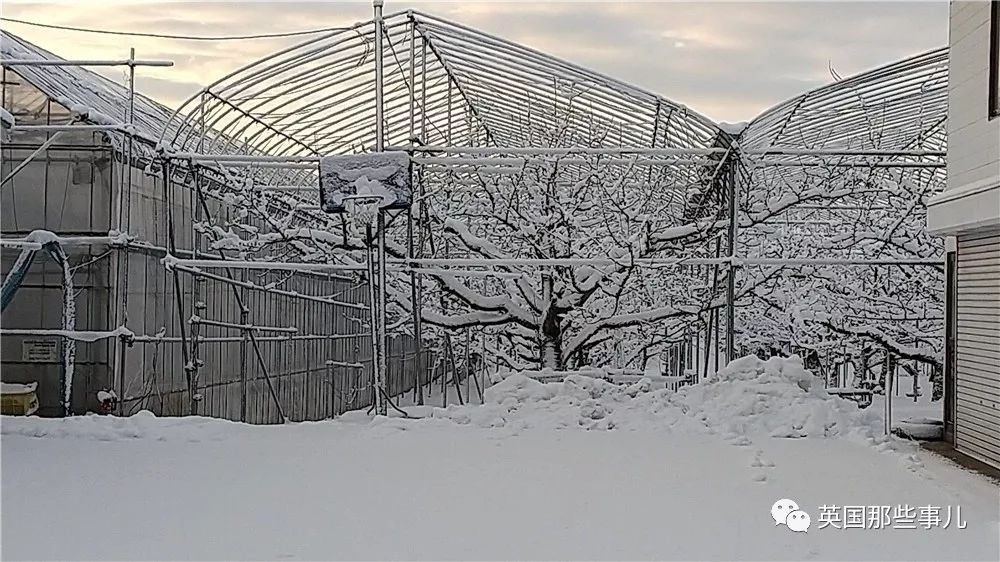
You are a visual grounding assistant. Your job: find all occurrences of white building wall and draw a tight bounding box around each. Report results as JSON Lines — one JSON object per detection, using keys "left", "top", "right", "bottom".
{"left": 931, "top": 2, "right": 1000, "bottom": 470}
{"left": 927, "top": 1, "right": 1000, "bottom": 234}
{"left": 947, "top": 2, "right": 1000, "bottom": 189}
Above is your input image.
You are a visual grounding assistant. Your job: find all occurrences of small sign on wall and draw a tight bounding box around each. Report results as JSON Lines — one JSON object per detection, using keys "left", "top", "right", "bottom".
{"left": 21, "top": 339, "right": 59, "bottom": 362}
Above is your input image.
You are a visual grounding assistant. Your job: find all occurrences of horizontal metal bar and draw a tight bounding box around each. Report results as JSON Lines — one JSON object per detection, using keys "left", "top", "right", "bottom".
{"left": 398, "top": 266, "right": 525, "bottom": 279}
{"left": 171, "top": 152, "right": 320, "bottom": 163}
{"left": 0, "top": 234, "right": 123, "bottom": 249}
{"left": 0, "top": 328, "right": 131, "bottom": 341}
{"left": 171, "top": 152, "right": 715, "bottom": 168}
{"left": 743, "top": 148, "right": 946, "bottom": 157}
{"left": 751, "top": 158, "right": 944, "bottom": 169}
{"left": 325, "top": 360, "right": 365, "bottom": 368}
{"left": 166, "top": 257, "right": 366, "bottom": 272}
{"left": 393, "top": 256, "right": 942, "bottom": 268}
{"left": 189, "top": 317, "right": 298, "bottom": 333}
{"left": 393, "top": 257, "right": 732, "bottom": 267}
{"left": 739, "top": 257, "right": 942, "bottom": 266}
{"left": 128, "top": 333, "right": 368, "bottom": 343}
{"left": 414, "top": 156, "right": 712, "bottom": 167}
{"left": 1, "top": 58, "right": 173, "bottom": 67}
{"left": 191, "top": 161, "right": 317, "bottom": 170}
{"left": 388, "top": 145, "right": 727, "bottom": 156}
{"left": 781, "top": 205, "right": 897, "bottom": 211}
{"left": 170, "top": 263, "right": 360, "bottom": 301}
{"left": 256, "top": 185, "right": 318, "bottom": 192}
{"left": 9, "top": 124, "right": 125, "bottom": 133}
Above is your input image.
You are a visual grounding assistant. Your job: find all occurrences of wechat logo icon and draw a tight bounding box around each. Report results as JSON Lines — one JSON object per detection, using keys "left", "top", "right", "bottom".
{"left": 771, "top": 498, "right": 811, "bottom": 533}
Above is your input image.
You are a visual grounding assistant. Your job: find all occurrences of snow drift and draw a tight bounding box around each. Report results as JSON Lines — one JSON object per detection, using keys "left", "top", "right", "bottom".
{"left": 1, "top": 356, "right": 882, "bottom": 442}
{"left": 674, "top": 355, "right": 882, "bottom": 439}
{"left": 0, "top": 410, "right": 246, "bottom": 442}
{"left": 432, "top": 355, "right": 882, "bottom": 439}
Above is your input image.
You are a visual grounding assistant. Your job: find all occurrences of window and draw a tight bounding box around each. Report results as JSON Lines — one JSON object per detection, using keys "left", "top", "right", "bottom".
{"left": 991, "top": 0, "right": 1000, "bottom": 118}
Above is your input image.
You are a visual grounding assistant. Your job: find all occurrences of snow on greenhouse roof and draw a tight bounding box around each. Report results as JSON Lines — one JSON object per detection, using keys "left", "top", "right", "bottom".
{"left": 0, "top": 30, "right": 179, "bottom": 155}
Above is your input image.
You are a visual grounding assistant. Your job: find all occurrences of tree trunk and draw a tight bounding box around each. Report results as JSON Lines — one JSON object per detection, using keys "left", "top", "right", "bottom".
{"left": 538, "top": 307, "right": 564, "bottom": 370}
{"left": 539, "top": 332, "right": 563, "bottom": 370}
{"left": 538, "top": 273, "right": 564, "bottom": 370}
{"left": 930, "top": 364, "right": 943, "bottom": 401}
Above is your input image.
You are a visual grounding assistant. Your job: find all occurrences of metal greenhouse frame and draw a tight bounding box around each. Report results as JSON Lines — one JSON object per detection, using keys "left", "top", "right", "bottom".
{"left": 1, "top": 4, "right": 950, "bottom": 427}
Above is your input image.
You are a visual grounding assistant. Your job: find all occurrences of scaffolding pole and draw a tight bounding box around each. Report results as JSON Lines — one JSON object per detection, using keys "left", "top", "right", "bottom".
{"left": 374, "top": 0, "right": 385, "bottom": 152}
{"left": 725, "top": 161, "right": 739, "bottom": 364}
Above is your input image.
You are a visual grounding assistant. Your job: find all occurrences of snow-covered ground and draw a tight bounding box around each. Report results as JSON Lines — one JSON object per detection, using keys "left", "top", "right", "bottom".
{"left": 2, "top": 356, "right": 997, "bottom": 561}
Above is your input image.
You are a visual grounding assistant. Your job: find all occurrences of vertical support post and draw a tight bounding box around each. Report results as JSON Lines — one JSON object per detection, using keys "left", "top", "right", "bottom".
{"left": 884, "top": 354, "right": 896, "bottom": 435}
{"left": 127, "top": 48, "right": 136, "bottom": 133}
{"left": 189, "top": 170, "right": 203, "bottom": 416}
{"left": 116, "top": 334, "right": 128, "bottom": 414}
{"left": 365, "top": 218, "right": 387, "bottom": 416}
{"left": 239, "top": 305, "right": 249, "bottom": 422}
{"left": 441, "top": 236, "right": 450, "bottom": 407}
{"left": 366, "top": 224, "right": 378, "bottom": 409}
{"left": 713, "top": 309, "right": 720, "bottom": 371}
{"left": 326, "top": 360, "right": 336, "bottom": 417}
{"left": 405, "top": 22, "right": 424, "bottom": 405}
{"left": 110, "top": 47, "right": 138, "bottom": 414}
{"left": 445, "top": 76, "right": 452, "bottom": 144}
{"left": 371, "top": 1, "right": 388, "bottom": 412}
{"left": 408, "top": 197, "right": 424, "bottom": 405}
{"left": 702, "top": 236, "right": 722, "bottom": 379}
{"left": 441, "top": 340, "right": 447, "bottom": 407}
{"left": 377, "top": 210, "right": 389, "bottom": 414}
{"left": 477, "top": 329, "right": 486, "bottom": 403}
{"left": 464, "top": 328, "right": 471, "bottom": 398}
{"left": 373, "top": 0, "right": 385, "bottom": 152}
{"left": 724, "top": 158, "right": 738, "bottom": 364}
{"left": 407, "top": 15, "right": 416, "bottom": 143}
{"left": 161, "top": 159, "right": 196, "bottom": 415}
{"left": 420, "top": 35, "right": 429, "bottom": 143}
{"left": 679, "top": 328, "right": 687, "bottom": 381}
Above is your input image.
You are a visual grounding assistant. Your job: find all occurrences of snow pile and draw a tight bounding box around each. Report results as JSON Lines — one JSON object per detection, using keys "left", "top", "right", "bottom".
{"left": 431, "top": 373, "right": 692, "bottom": 431}
{"left": 432, "top": 355, "right": 882, "bottom": 439}
{"left": 673, "top": 355, "right": 882, "bottom": 439}
{"left": 1, "top": 410, "right": 245, "bottom": 442}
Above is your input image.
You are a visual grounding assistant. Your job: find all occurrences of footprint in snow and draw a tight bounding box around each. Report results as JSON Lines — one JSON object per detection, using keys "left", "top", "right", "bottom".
{"left": 751, "top": 449, "right": 776, "bottom": 468}
{"left": 728, "top": 435, "right": 753, "bottom": 446}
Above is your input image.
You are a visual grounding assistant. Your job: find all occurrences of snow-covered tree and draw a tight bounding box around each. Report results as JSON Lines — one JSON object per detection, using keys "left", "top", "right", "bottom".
{"left": 736, "top": 161, "right": 945, "bottom": 379}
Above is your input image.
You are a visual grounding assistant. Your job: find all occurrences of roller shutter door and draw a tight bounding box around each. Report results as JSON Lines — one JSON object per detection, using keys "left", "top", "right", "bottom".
{"left": 955, "top": 229, "right": 1000, "bottom": 468}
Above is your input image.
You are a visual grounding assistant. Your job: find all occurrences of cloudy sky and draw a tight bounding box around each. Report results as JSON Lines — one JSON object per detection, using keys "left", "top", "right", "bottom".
{"left": 2, "top": 1, "right": 948, "bottom": 123}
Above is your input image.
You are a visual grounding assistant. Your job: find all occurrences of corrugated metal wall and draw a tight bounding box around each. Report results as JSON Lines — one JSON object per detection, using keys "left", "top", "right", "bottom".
{"left": 955, "top": 229, "right": 1000, "bottom": 467}
{"left": 1, "top": 74, "right": 434, "bottom": 422}
{"left": 1, "top": 143, "right": 432, "bottom": 422}
{"left": 0, "top": 102, "right": 117, "bottom": 415}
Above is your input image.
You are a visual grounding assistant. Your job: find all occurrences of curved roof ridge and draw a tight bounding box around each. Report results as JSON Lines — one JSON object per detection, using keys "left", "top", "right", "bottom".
{"left": 742, "top": 46, "right": 948, "bottom": 150}
{"left": 406, "top": 10, "right": 720, "bottom": 133}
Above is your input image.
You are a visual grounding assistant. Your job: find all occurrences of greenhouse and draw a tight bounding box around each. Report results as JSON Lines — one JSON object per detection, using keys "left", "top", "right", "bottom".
{"left": 1, "top": 7, "right": 948, "bottom": 423}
